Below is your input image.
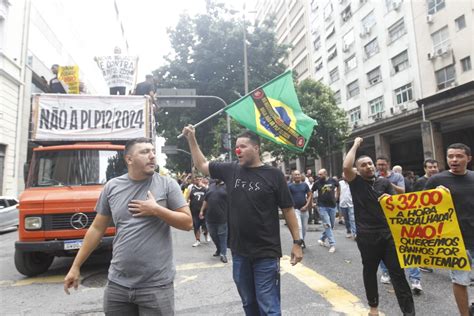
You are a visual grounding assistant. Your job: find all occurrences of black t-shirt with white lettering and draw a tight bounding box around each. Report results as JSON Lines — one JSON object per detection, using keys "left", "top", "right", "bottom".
{"left": 349, "top": 175, "right": 395, "bottom": 234}
{"left": 312, "top": 178, "right": 339, "bottom": 207}
{"left": 204, "top": 182, "right": 228, "bottom": 224}
{"left": 189, "top": 185, "right": 207, "bottom": 215}
{"left": 425, "top": 170, "right": 474, "bottom": 249}
{"left": 209, "top": 162, "right": 293, "bottom": 258}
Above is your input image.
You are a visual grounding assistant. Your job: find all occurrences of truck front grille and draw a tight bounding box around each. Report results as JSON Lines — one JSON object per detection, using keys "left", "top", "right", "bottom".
{"left": 44, "top": 212, "right": 100, "bottom": 230}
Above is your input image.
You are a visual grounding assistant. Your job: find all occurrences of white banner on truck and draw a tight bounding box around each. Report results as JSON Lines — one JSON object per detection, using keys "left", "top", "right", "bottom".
{"left": 32, "top": 94, "right": 152, "bottom": 141}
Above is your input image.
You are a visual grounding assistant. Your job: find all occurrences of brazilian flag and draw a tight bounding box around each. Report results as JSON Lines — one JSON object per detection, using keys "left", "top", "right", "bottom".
{"left": 226, "top": 71, "right": 317, "bottom": 152}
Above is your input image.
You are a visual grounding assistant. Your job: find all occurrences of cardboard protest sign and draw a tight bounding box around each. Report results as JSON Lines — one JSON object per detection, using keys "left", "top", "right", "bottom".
{"left": 380, "top": 189, "right": 470, "bottom": 271}
{"left": 58, "top": 66, "right": 80, "bottom": 94}
{"left": 95, "top": 55, "right": 138, "bottom": 88}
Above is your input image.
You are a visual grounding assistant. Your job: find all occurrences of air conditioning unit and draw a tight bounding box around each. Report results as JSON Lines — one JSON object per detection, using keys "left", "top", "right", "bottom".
{"left": 373, "top": 112, "right": 383, "bottom": 120}
{"left": 436, "top": 46, "right": 449, "bottom": 57}
{"left": 398, "top": 104, "right": 408, "bottom": 111}
{"left": 427, "top": 52, "right": 435, "bottom": 60}
{"left": 392, "top": 0, "right": 401, "bottom": 10}
{"left": 426, "top": 14, "right": 434, "bottom": 24}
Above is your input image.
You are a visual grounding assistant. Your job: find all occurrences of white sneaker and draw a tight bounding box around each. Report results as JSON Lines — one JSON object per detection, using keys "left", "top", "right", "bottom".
{"left": 318, "top": 239, "right": 326, "bottom": 247}
{"left": 411, "top": 280, "right": 423, "bottom": 294}
{"left": 380, "top": 273, "right": 391, "bottom": 284}
{"left": 346, "top": 233, "right": 352, "bottom": 238}
{"left": 192, "top": 240, "right": 201, "bottom": 247}
{"left": 328, "top": 246, "right": 336, "bottom": 253}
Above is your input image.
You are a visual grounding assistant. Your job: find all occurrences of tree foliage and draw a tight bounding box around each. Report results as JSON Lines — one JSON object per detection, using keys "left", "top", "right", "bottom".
{"left": 153, "top": 1, "right": 288, "bottom": 172}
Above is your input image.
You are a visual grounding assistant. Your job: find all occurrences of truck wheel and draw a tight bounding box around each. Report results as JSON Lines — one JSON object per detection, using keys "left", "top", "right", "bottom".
{"left": 14, "top": 250, "right": 54, "bottom": 277}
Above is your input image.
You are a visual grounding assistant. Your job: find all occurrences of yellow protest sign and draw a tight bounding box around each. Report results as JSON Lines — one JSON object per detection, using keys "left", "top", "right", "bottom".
{"left": 58, "top": 66, "right": 80, "bottom": 94}
{"left": 380, "top": 189, "right": 470, "bottom": 271}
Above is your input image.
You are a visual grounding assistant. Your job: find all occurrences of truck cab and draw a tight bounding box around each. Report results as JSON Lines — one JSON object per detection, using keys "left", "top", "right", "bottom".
{"left": 15, "top": 94, "right": 154, "bottom": 276}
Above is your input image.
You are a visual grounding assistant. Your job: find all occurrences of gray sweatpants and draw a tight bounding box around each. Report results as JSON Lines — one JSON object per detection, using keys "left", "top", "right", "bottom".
{"left": 103, "top": 281, "right": 174, "bottom": 316}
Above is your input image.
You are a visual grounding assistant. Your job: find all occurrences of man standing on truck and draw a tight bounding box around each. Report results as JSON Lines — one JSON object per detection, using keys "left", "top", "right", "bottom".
{"left": 64, "top": 137, "right": 192, "bottom": 315}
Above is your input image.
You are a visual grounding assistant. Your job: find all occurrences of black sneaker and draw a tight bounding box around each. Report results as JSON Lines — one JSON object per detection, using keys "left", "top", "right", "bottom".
{"left": 213, "top": 251, "right": 220, "bottom": 257}
{"left": 302, "top": 240, "right": 306, "bottom": 249}
{"left": 220, "top": 255, "right": 228, "bottom": 263}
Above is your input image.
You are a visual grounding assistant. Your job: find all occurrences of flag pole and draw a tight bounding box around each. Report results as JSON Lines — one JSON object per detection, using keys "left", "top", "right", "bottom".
{"left": 176, "top": 106, "right": 227, "bottom": 139}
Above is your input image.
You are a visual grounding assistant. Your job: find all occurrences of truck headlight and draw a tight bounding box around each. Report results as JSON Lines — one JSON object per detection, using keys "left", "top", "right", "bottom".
{"left": 25, "top": 217, "right": 42, "bottom": 230}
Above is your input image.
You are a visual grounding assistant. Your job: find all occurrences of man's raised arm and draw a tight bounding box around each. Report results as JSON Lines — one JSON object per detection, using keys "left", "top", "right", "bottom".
{"left": 182, "top": 125, "right": 210, "bottom": 176}
{"left": 343, "top": 137, "right": 363, "bottom": 182}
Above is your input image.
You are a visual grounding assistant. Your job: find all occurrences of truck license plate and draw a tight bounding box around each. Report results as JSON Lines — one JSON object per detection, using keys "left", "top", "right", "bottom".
{"left": 64, "top": 240, "right": 83, "bottom": 250}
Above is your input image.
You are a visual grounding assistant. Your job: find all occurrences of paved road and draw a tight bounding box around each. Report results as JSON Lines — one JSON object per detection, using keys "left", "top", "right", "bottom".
{"left": 0, "top": 222, "right": 471, "bottom": 315}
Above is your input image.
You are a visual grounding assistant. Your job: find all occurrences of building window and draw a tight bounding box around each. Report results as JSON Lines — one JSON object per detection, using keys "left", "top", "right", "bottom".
{"left": 435, "top": 64, "right": 456, "bottom": 90}
{"left": 461, "top": 56, "right": 472, "bottom": 72}
{"left": 334, "top": 90, "right": 341, "bottom": 104}
{"left": 341, "top": 5, "right": 352, "bottom": 23}
{"left": 427, "top": 0, "right": 445, "bottom": 15}
{"left": 327, "top": 44, "right": 337, "bottom": 62}
{"left": 367, "top": 67, "right": 382, "bottom": 85}
{"left": 391, "top": 50, "right": 409, "bottom": 74}
{"left": 385, "top": 0, "right": 402, "bottom": 11}
{"left": 347, "top": 80, "right": 360, "bottom": 99}
{"left": 349, "top": 106, "right": 361, "bottom": 123}
{"left": 326, "top": 24, "right": 336, "bottom": 39}
{"left": 388, "top": 19, "right": 406, "bottom": 43}
{"left": 455, "top": 15, "right": 466, "bottom": 31}
{"left": 364, "top": 38, "right": 379, "bottom": 59}
{"left": 324, "top": 2, "right": 333, "bottom": 21}
{"left": 329, "top": 67, "right": 339, "bottom": 83}
{"left": 394, "top": 83, "right": 413, "bottom": 105}
{"left": 362, "top": 11, "right": 376, "bottom": 31}
{"left": 342, "top": 29, "right": 355, "bottom": 51}
{"left": 315, "top": 57, "right": 323, "bottom": 72}
{"left": 369, "top": 96, "right": 384, "bottom": 115}
{"left": 431, "top": 26, "right": 449, "bottom": 51}
{"left": 345, "top": 54, "right": 357, "bottom": 73}
{"left": 313, "top": 35, "right": 321, "bottom": 51}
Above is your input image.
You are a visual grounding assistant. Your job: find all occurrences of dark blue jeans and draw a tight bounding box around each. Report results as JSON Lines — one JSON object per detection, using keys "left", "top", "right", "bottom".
{"left": 206, "top": 222, "right": 228, "bottom": 256}
{"left": 232, "top": 254, "right": 281, "bottom": 316}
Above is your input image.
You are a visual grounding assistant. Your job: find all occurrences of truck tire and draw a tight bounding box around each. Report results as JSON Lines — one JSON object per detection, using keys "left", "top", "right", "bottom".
{"left": 14, "top": 250, "right": 54, "bottom": 277}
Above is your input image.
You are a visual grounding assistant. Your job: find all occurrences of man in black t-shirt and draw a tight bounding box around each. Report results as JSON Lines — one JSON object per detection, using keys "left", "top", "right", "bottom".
{"left": 49, "top": 64, "right": 67, "bottom": 94}
{"left": 311, "top": 169, "right": 339, "bottom": 253}
{"left": 425, "top": 143, "right": 474, "bottom": 316}
{"left": 187, "top": 176, "right": 208, "bottom": 247}
{"left": 343, "top": 137, "right": 415, "bottom": 316}
{"left": 183, "top": 125, "right": 302, "bottom": 315}
{"left": 200, "top": 180, "right": 228, "bottom": 263}
{"left": 413, "top": 159, "right": 439, "bottom": 192}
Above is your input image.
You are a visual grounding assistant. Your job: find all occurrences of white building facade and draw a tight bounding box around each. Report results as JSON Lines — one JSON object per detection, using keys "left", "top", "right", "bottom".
{"left": 0, "top": 0, "right": 128, "bottom": 196}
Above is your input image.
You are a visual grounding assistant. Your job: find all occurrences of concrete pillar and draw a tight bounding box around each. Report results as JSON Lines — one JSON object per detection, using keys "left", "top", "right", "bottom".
{"left": 432, "top": 123, "right": 446, "bottom": 170}
{"left": 374, "top": 133, "right": 391, "bottom": 160}
{"left": 420, "top": 121, "right": 446, "bottom": 170}
{"left": 314, "top": 158, "right": 322, "bottom": 172}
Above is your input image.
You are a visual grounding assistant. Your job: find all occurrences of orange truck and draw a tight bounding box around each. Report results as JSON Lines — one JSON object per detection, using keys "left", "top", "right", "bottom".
{"left": 15, "top": 94, "right": 154, "bottom": 276}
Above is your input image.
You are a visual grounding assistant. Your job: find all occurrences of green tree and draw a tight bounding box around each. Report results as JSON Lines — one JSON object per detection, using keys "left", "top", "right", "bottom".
{"left": 153, "top": 1, "right": 288, "bottom": 172}
{"left": 263, "top": 79, "right": 349, "bottom": 164}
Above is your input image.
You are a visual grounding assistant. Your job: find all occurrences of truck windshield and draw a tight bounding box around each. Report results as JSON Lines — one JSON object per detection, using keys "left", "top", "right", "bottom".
{"left": 29, "top": 149, "right": 127, "bottom": 187}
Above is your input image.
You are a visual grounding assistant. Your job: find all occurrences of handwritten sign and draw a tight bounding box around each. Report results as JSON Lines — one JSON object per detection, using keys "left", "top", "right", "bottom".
{"left": 95, "top": 55, "right": 138, "bottom": 88}
{"left": 380, "top": 189, "right": 470, "bottom": 271}
{"left": 58, "top": 66, "right": 80, "bottom": 94}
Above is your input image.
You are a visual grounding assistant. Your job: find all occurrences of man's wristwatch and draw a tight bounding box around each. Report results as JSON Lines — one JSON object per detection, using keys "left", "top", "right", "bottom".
{"left": 293, "top": 239, "right": 304, "bottom": 246}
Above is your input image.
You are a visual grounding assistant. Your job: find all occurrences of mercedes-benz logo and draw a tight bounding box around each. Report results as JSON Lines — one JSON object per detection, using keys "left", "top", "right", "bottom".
{"left": 70, "top": 213, "right": 89, "bottom": 230}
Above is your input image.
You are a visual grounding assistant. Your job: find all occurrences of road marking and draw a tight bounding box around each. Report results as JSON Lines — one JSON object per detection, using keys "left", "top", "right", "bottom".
{"left": 3, "top": 261, "right": 226, "bottom": 287}
{"left": 178, "top": 275, "right": 198, "bottom": 285}
{"left": 12, "top": 275, "right": 65, "bottom": 287}
{"left": 176, "top": 261, "right": 226, "bottom": 271}
{"left": 280, "top": 256, "right": 381, "bottom": 316}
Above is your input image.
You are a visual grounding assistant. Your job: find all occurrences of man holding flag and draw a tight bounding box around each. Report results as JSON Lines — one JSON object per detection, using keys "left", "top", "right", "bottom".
{"left": 183, "top": 127, "right": 302, "bottom": 315}
{"left": 181, "top": 70, "right": 317, "bottom": 315}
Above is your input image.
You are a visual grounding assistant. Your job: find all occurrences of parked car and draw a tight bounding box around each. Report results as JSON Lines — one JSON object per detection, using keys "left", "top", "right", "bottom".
{"left": 0, "top": 196, "right": 19, "bottom": 232}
